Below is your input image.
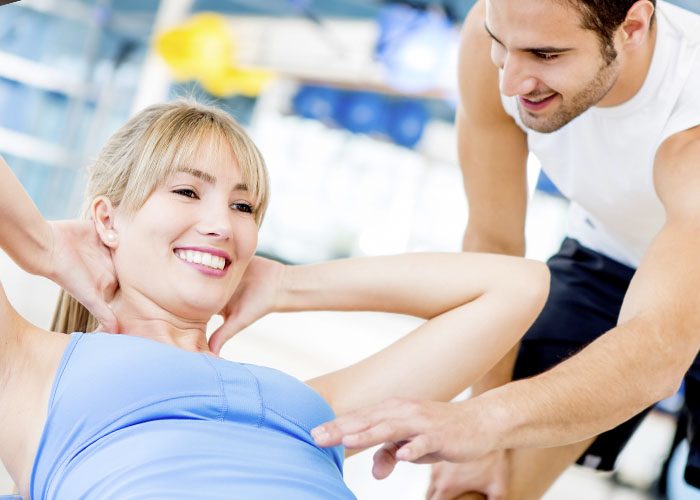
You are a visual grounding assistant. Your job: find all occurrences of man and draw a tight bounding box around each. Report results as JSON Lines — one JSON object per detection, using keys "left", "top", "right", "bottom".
{"left": 310, "top": 0, "right": 700, "bottom": 498}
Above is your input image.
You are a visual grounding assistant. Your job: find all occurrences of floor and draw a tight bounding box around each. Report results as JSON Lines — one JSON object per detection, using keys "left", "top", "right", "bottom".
{"left": 0, "top": 247, "right": 676, "bottom": 499}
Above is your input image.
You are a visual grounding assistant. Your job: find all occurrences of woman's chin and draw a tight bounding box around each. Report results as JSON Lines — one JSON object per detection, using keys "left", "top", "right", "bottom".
{"left": 171, "top": 299, "right": 225, "bottom": 323}
{"left": 117, "top": 290, "right": 226, "bottom": 327}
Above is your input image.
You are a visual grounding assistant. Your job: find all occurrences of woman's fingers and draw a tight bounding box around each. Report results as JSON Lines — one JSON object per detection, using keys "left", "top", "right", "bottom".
{"left": 208, "top": 315, "right": 247, "bottom": 355}
{"left": 92, "top": 301, "right": 119, "bottom": 334}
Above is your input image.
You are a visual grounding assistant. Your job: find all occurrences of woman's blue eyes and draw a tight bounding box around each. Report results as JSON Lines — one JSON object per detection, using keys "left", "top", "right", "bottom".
{"left": 172, "top": 189, "right": 255, "bottom": 214}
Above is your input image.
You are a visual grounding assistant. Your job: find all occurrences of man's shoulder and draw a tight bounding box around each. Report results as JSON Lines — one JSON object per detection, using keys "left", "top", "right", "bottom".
{"left": 658, "top": 1, "right": 700, "bottom": 45}
{"left": 656, "top": 2, "right": 700, "bottom": 145}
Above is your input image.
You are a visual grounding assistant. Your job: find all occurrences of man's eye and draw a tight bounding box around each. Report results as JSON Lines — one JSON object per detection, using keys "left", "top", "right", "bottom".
{"left": 231, "top": 202, "right": 254, "bottom": 214}
{"left": 173, "top": 188, "right": 198, "bottom": 199}
{"left": 534, "top": 52, "right": 560, "bottom": 61}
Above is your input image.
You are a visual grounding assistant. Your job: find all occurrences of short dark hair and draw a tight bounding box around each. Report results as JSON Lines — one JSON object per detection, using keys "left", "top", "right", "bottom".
{"left": 562, "top": 0, "right": 657, "bottom": 64}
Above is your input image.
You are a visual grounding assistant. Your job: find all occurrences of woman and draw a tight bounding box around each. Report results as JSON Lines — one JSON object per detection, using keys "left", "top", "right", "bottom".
{"left": 0, "top": 100, "right": 548, "bottom": 499}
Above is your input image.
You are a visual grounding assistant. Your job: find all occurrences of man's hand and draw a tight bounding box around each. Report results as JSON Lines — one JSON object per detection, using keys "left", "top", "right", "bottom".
{"left": 46, "top": 220, "right": 119, "bottom": 332}
{"left": 427, "top": 451, "right": 509, "bottom": 500}
{"left": 208, "top": 256, "right": 285, "bottom": 354}
{"left": 311, "top": 398, "right": 495, "bottom": 480}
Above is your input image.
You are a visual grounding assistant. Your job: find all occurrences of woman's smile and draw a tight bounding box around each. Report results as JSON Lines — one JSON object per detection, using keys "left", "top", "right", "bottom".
{"left": 174, "top": 247, "right": 232, "bottom": 277}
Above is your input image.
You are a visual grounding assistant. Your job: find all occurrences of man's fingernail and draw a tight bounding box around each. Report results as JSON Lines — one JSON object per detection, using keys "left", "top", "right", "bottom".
{"left": 311, "top": 428, "right": 328, "bottom": 440}
{"left": 342, "top": 434, "right": 361, "bottom": 448}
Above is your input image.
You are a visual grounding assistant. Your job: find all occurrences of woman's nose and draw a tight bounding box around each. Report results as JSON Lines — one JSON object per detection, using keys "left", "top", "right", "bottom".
{"left": 196, "top": 206, "right": 233, "bottom": 240}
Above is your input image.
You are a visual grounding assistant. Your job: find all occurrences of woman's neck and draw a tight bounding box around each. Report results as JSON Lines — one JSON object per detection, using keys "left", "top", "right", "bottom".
{"left": 102, "top": 290, "right": 214, "bottom": 354}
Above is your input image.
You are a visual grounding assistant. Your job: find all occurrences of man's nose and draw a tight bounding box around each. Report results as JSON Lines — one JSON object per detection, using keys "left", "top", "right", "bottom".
{"left": 499, "top": 53, "right": 538, "bottom": 97}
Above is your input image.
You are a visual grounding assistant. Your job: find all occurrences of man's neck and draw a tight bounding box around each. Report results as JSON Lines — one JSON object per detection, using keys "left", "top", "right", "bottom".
{"left": 597, "top": 21, "right": 658, "bottom": 108}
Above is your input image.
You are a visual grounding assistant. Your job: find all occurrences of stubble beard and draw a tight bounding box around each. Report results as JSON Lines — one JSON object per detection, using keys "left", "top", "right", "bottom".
{"left": 518, "top": 57, "right": 620, "bottom": 134}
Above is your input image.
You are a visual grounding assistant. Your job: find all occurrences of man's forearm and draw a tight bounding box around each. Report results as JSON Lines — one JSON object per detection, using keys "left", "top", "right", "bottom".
{"left": 472, "top": 317, "right": 676, "bottom": 451}
{"left": 462, "top": 227, "right": 526, "bottom": 257}
{"left": 0, "top": 157, "right": 50, "bottom": 274}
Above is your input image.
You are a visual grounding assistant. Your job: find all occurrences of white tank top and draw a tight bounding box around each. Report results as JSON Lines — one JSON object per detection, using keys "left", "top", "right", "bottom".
{"left": 500, "top": 1, "right": 700, "bottom": 267}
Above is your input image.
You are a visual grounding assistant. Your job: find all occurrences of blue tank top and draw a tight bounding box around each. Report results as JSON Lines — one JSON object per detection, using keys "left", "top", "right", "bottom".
{"left": 29, "top": 332, "right": 354, "bottom": 499}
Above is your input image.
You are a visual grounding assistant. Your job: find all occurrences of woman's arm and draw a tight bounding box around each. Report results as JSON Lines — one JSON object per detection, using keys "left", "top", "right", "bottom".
{"left": 0, "top": 159, "right": 52, "bottom": 493}
{"left": 0, "top": 156, "right": 54, "bottom": 427}
{"left": 0, "top": 156, "right": 118, "bottom": 332}
{"left": 0, "top": 157, "right": 47, "bottom": 363}
{"left": 0, "top": 154, "right": 114, "bottom": 381}
{"left": 274, "top": 253, "right": 548, "bottom": 415}
{"left": 0, "top": 157, "right": 53, "bottom": 276}
{"left": 0, "top": 157, "right": 110, "bottom": 495}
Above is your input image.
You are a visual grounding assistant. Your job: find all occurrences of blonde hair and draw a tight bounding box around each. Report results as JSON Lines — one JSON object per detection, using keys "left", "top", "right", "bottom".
{"left": 51, "top": 99, "right": 270, "bottom": 334}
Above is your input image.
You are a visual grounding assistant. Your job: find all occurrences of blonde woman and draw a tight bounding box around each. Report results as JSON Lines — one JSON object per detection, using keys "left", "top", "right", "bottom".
{"left": 0, "top": 101, "right": 547, "bottom": 499}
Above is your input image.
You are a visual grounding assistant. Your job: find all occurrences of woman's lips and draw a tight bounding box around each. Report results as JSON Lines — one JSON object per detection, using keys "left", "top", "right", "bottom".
{"left": 519, "top": 94, "right": 558, "bottom": 112}
{"left": 173, "top": 248, "right": 230, "bottom": 278}
{"left": 179, "top": 259, "right": 228, "bottom": 278}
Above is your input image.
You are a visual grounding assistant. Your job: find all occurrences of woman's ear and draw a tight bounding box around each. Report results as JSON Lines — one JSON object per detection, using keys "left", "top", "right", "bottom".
{"left": 91, "top": 196, "right": 119, "bottom": 248}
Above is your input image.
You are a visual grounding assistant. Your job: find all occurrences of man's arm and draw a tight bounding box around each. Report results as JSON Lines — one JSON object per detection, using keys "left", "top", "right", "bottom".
{"left": 474, "top": 126, "right": 700, "bottom": 450}
{"left": 457, "top": 0, "right": 529, "bottom": 258}
{"left": 457, "top": 0, "right": 529, "bottom": 401}
{"left": 311, "top": 126, "right": 700, "bottom": 470}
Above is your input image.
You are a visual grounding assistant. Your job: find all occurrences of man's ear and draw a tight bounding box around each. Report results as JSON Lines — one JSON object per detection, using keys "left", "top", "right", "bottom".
{"left": 621, "top": 0, "right": 655, "bottom": 49}
{"left": 91, "top": 196, "right": 119, "bottom": 248}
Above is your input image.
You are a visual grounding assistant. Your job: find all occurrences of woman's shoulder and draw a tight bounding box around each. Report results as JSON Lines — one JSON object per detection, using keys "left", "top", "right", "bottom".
{"left": 0, "top": 327, "right": 73, "bottom": 493}
{"left": 1, "top": 327, "right": 74, "bottom": 399}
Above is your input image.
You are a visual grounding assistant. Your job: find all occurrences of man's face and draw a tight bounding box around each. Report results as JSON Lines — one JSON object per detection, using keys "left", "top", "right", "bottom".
{"left": 486, "top": 0, "right": 621, "bottom": 133}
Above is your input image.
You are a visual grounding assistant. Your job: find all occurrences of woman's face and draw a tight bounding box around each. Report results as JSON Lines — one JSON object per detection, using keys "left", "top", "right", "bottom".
{"left": 112, "top": 134, "right": 259, "bottom": 321}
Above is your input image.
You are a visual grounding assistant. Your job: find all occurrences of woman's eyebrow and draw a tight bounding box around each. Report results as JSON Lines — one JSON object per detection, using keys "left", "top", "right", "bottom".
{"left": 176, "top": 167, "right": 249, "bottom": 192}
{"left": 177, "top": 167, "right": 217, "bottom": 184}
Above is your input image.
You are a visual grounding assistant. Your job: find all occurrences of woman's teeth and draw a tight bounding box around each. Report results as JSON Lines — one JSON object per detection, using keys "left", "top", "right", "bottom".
{"left": 175, "top": 249, "right": 226, "bottom": 270}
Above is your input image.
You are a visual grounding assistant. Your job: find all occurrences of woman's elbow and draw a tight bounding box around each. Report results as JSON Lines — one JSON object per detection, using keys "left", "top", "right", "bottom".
{"left": 512, "top": 259, "right": 550, "bottom": 315}
{"left": 486, "top": 258, "right": 549, "bottom": 330}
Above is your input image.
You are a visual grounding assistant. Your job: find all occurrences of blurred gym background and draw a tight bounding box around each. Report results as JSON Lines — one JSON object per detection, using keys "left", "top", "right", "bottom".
{"left": 1, "top": 0, "right": 700, "bottom": 498}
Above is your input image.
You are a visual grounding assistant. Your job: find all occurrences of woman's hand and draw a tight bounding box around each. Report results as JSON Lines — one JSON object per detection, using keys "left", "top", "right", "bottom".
{"left": 45, "top": 220, "right": 119, "bottom": 333}
{"left": 208, "top": 256, "right": 286, "bottom": 354}
{"left": 0, "top": 159, "right": 118, "bottom": 331}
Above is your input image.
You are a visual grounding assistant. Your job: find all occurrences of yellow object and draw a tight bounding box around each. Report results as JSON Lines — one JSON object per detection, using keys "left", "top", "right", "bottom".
{"left": 201, "top": 67, "right": 275, "bottom": 98}
{"left": 156, "top": 12, "right": 274, "bottom": 97}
